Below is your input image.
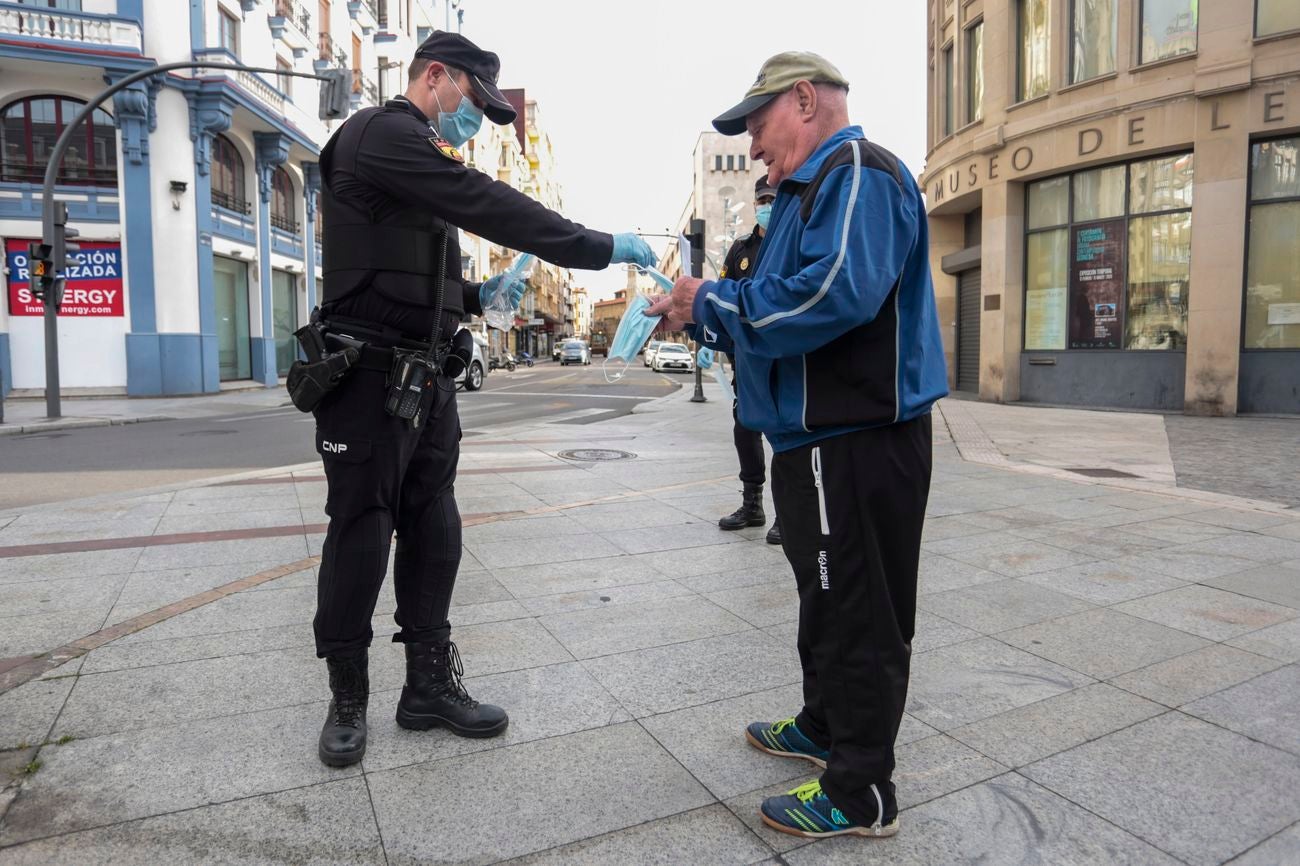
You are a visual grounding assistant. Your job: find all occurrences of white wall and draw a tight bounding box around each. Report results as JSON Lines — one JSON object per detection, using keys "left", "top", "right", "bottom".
{"left": 152, "top": 87, "right": 202, "bottom": 334}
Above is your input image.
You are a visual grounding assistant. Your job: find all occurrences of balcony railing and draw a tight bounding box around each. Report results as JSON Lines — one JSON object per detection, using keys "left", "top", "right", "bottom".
{"left": 317, "top": 30, "right": 336, "bottom": 61}
{"left": 351, "top": 70, "right": 379, "bottom": 105}
{"left": 212, "top": 189, "right": 252, "bottom": 216}
{"left": 274, "top": 0, "right": 311, "bottom": 35}
{"left": 194, "top": 49, "right": 286, "bottom": 112}
{"left": 0, "top": 4, "right": 143, "bottom": 53}
{"left": 270, "top": 213, "right": 300, "bottom": 234}
{"left": 1, "top": 160, "right": 117, "bottom": 188}
{"left": 376, "top": 0, "right": 388, "bottom": 27}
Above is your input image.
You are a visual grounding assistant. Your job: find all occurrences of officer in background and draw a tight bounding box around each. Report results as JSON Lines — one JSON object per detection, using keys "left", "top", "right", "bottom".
{"left": 312, "top": 31, "right": 657, "bottom": 767}
{"left": 716, "top": 175, "right": 780, "bottom": 545}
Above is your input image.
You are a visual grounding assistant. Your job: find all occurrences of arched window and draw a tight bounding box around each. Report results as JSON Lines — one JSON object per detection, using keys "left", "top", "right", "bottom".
{"left": 1, "top": 95, "right": 116, "bottom": 187}
{"left": 211, "top": 134, "right": 248, "bottom": 214}
{"left": 270, "top": 166, "right": 297, "bottom": 233}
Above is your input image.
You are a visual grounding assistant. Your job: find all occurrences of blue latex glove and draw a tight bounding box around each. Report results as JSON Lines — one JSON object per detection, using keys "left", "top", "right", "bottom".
{"left": 610, "top": 233, "right": 658, "bottom": 268}
{"left": 479, "top": 272, "right": 527, "bottom": 311}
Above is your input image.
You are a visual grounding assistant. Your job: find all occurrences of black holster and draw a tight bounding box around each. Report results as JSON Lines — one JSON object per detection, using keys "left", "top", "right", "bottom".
{"left": 286, "top": 314, "right": 360, "bottom": 412}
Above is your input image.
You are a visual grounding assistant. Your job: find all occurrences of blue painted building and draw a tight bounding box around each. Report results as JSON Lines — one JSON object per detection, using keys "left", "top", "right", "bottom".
{"left": 0, "top": 0, "right": 441, "bottom": 397}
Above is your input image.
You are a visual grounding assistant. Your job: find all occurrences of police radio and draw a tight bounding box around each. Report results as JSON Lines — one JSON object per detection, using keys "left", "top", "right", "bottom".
{"left": 383, "top": 231, "right": 448, "bottom": 428}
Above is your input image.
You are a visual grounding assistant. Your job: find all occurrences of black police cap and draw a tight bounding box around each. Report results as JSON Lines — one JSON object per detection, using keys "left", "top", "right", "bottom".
{"left": 754, "top": 175, "right": 775, "bottom": 200}
{"left": 415, "top": 31, "right": 516, "bottom": 125}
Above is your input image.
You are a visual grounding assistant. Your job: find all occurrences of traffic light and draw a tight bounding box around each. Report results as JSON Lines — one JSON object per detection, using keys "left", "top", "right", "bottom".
{"left": 318, "top": 68, "right": 352, "bottom": 120}
{"left": 27, "top": 242, "right": 54, "bottom": 301}
{"left": 686, "top": 218, "right": 706, "bottom": 279}
{"left": 51, "top": 201, "right": 80, "bottom": 308}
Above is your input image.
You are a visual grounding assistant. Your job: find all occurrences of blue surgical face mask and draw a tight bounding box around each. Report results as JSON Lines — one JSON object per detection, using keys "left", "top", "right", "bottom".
{"left": 603, "top": 294, "right": 661, "bottom": 382}
{"left": 433, "top": 74, "right": 484, "bottom": 148}
{"left": 755, "top": 203, "right": 773, "bottom": 230}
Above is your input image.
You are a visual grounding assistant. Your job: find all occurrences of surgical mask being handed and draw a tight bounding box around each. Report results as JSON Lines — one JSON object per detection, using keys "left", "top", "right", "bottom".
{"left": 602, "top": 294, "right": 661, "bottom": 383}
{"left": 433, "top": 73, "right": 483, "bottom": 148}
{"left": 755, "top": 203, "right": 773, "bottom": 230}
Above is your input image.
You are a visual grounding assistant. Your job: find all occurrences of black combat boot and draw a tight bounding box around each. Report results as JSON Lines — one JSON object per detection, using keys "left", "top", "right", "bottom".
{"left": 766, "top": 517, "right": 782, "bottom": 545}
{"left": 318, "top": 649, "right": 368, "bottom": 767}
{"left": 395, "top": 640, "right": 509, "bottom": 738}
{"left": 719, "top": 483, "right": 766, "bottom": 530}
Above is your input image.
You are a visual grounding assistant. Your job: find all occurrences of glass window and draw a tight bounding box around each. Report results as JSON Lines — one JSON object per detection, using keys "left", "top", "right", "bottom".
{"left": 276, "top": 58, "right": 292, "bottom": 96}
{"left": 1126, "top": 212, "right": 1191, "bottom": 349}
{"left": 211, "top": 134, "right": 248, "bottom": 214}
{"left": 0, "top": 96, "right": 116, "bottom": 187}
{"left": 272, "top": 270, "right": 299, "bottom": 376}
{"left": 219, "top": 9, "right": 239, "bottom": 55}
{"left": 214, "top": 256, "right": 252, "bottom": 381}
{"left": 1130, "top": 154, "right": 1194, "bottom": 213}
{"left": 1072, "top": 0, "right": 1118, "bottom": 82}
{"left": 1140, "top": 0, "right": 1198, "bottom": 63}
{"left": 1025, "top": 229, "right": 1069, "bottom": 349}
{"left": 1245, "top": 137, "right": 1300, "bottom": 350}
{"left": 271, "top": 167, "right": 296, "bottom": 232}
{"left": 1024, "top": 153, "right": 1193, "bottom": 352}
{"left": 1249, "top": 137, "right": 1300, "bottom": 201}
{"left": 942, "top": 42, "right": 954, "bottom": 136}
{"left": 1073, "top": 166, "right": 1126, "bottom": 221}
{"left": 1258, "top": 0, "right": 1300, "bottom": 36}
{"left": 967, "top": 23, "right": 984, "bottom": 124}
{"left": 1028, "top": 176, "right": 1069, "bottom": 229}
{"left": 1018, "top": 0, "right": 1051, "bottom": 101}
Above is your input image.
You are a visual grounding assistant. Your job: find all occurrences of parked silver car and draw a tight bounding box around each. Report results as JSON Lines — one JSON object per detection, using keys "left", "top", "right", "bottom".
{"left": 559, "top": 339, "right": 592, "bottom": 366}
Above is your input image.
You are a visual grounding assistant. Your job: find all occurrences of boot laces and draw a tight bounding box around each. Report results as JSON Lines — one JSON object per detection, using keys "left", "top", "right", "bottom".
{"left": 437, "top": 641, "right": 478, "bottom": 708}
{"left": 330, "top": 659, "right": 366, "bottom": 727}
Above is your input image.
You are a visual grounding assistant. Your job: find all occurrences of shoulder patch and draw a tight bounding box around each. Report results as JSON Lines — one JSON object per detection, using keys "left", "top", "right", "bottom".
{"left": 427, "top": 136, "right": 464, "bottom": 163}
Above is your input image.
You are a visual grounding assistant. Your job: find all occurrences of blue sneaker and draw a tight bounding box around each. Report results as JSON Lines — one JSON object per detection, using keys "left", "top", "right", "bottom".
{"left": 745, "top": 718, "right": 830, "bottom": 768}
{"left": 760, "top": 780, "right": 899, "bottom": 839}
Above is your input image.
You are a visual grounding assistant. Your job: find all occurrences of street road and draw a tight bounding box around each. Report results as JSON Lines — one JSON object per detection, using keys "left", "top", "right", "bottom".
{"left": 0, "top": 362, "right": 682, "bottom": 509}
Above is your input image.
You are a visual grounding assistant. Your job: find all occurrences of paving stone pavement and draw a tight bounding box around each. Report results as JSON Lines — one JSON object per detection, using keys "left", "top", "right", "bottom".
{"left": 0, "top": 385, "right": 1298, "bottom": 865}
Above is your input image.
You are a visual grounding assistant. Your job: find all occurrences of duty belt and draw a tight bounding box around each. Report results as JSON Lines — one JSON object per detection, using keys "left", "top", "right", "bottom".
{"left": 320, "top": 315, "right": 440, "bottom": 372}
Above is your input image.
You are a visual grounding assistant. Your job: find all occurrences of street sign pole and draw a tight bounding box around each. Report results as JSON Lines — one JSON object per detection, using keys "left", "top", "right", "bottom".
{"left": 687, "top": 218, "right": 707, "bottom": 403}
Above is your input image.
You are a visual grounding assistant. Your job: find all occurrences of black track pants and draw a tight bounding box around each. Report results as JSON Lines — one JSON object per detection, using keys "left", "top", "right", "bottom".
{"left": 770, "top": 415, "right": 932, "bottom": 825}
{"left": 312, "top": 367, "right": 462, "bottom": 658}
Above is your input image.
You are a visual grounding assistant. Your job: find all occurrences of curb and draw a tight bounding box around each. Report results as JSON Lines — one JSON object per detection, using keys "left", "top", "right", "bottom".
{"left": 0, "top": 414, "right": 174, "bottom": 437}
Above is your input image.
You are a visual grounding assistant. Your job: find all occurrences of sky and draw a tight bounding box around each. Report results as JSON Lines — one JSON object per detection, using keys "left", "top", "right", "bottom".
{"left": 460, "top": 0, "right": 928, "bottom": 301}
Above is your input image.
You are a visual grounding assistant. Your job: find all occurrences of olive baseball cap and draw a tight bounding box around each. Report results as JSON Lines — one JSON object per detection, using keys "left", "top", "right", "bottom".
{"left": 712, "top": 51, "right": 849, "bottom": 136}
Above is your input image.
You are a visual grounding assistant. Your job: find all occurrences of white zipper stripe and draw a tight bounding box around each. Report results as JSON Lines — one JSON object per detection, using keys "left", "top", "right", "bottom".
{"left": 812, "top": 446, "right": 830, "bottom": 535}
{"left": 801, "top": 355, "right": 810, "bottom": 433}
{"left": 870, "top": 783, "right": 884, "bottom": 830}
{"left": 749, "top": 142, "right": 862, "bottom": 329}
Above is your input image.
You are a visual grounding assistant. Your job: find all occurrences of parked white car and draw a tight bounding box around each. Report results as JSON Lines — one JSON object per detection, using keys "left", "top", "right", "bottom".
{"left": 643, "top": 340, "right": 664, "bottom": 367}
{"left": 454, "top": 329, "right": 490, "bottom": 391}
{"left": 651, "top": 342, "right": 695, "bottom": 373}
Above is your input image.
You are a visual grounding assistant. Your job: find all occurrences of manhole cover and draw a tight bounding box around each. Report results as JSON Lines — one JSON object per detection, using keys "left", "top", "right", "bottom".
{"left": 557, "top": 449, "right": 636, "bottom": 462}
{"left": 1066, "top": 467, "right": 1141, "bottom": 479}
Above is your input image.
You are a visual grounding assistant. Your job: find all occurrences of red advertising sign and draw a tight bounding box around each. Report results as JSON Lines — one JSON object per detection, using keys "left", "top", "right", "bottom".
{"left": 5, "top": 238, "right": 125, "bottom": 317}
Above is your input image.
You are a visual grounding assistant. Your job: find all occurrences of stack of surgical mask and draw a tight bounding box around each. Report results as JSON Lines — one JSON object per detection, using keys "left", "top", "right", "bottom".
{"left": 602, "top": 293, "right": 661, "bottom": 383}
{"left": 483, "top": 252, "right": 534, "bottom": 332}
{"left": 696, "top": 346, "right": 734, "bottom": 401}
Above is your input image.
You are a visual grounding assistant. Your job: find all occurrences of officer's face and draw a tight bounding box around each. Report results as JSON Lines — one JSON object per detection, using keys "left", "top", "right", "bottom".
{"left": 432, "top": 66, "right": 486, "bottom": 114}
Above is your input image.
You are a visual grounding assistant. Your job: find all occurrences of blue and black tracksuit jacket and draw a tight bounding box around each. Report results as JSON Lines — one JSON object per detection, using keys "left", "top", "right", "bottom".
{"left": 691, "top": 125, "right": 949, "bottom": 453}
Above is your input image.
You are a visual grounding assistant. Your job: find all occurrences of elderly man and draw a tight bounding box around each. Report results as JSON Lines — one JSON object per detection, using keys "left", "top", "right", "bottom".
{"left": 648, "top": 52, "right": 947, "bottom": 839}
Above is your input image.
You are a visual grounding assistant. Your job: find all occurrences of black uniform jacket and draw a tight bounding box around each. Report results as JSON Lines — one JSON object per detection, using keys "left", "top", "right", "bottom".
{"left": 719, "top": 226, "right": 763, "bottom": 281}
{"left": 319, "top": 97, "right": 613, "bottom": 340}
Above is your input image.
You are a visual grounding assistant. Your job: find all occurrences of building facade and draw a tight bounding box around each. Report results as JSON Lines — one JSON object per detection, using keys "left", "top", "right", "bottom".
{"left": 922, "top": 0, "right": 1300, "bottom": 415}
{"left": 0, "top": 0, "right": 467, "bottom": 398}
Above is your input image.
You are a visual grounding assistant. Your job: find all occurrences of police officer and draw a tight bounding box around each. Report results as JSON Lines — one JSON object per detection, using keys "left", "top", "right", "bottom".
{"left": 716, "top": 175, "right": 780, "bottom": 545}
{"left": 312, "top": 31, "right": 657, "bottom": 767}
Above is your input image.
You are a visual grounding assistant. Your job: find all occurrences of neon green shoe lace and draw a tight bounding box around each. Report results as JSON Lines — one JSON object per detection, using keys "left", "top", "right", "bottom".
{"left": 790, "top": 780, "right": 824, "bottom": 804}
{"left": 771, "top": 718, "right": 797, "bottom": 736}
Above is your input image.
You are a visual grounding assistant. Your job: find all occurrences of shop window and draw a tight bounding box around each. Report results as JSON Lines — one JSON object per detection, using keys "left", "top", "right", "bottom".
{"left": 1244, "top": 137, "right": 1300, "bottom": 350}
{"left": 1, "top": 95, "right": 116, "bottom": 187}
{"left": 271, "top": 167, "right": 297, "bottom": 233}
{"left": 1257, "top": 0, "right": 1300, "bottom": 37}
{"left": 276, "top": 57, "right": 293, "bottom": 96}
{"left": 1023, "top": 153, "right": 1194, "bottom": 353}
{"left": 211, "top": 134, "right": 250, "bottom": 215}
{"left": 219, "top": 7, "right": 240, "bottom": 56}
{"left": 942, "top": 42, "right": 954, "bottom": 136}
{"left": 1017, "top": 0, "right": 1051, "bottom": 102}
{"left": 966, "top": 22, "right": 984, "bottom": 124}
{"left": 1140, "top": 0, "right": 1197, "bottom": 64}
{"left": 1072, "top": 0, "right": 1117, "bottom": 82}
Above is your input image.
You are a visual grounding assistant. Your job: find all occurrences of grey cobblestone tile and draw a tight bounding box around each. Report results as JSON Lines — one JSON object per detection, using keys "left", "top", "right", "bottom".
{"left": 1000, "top": 608, "right": 1210, "bottom": 679}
